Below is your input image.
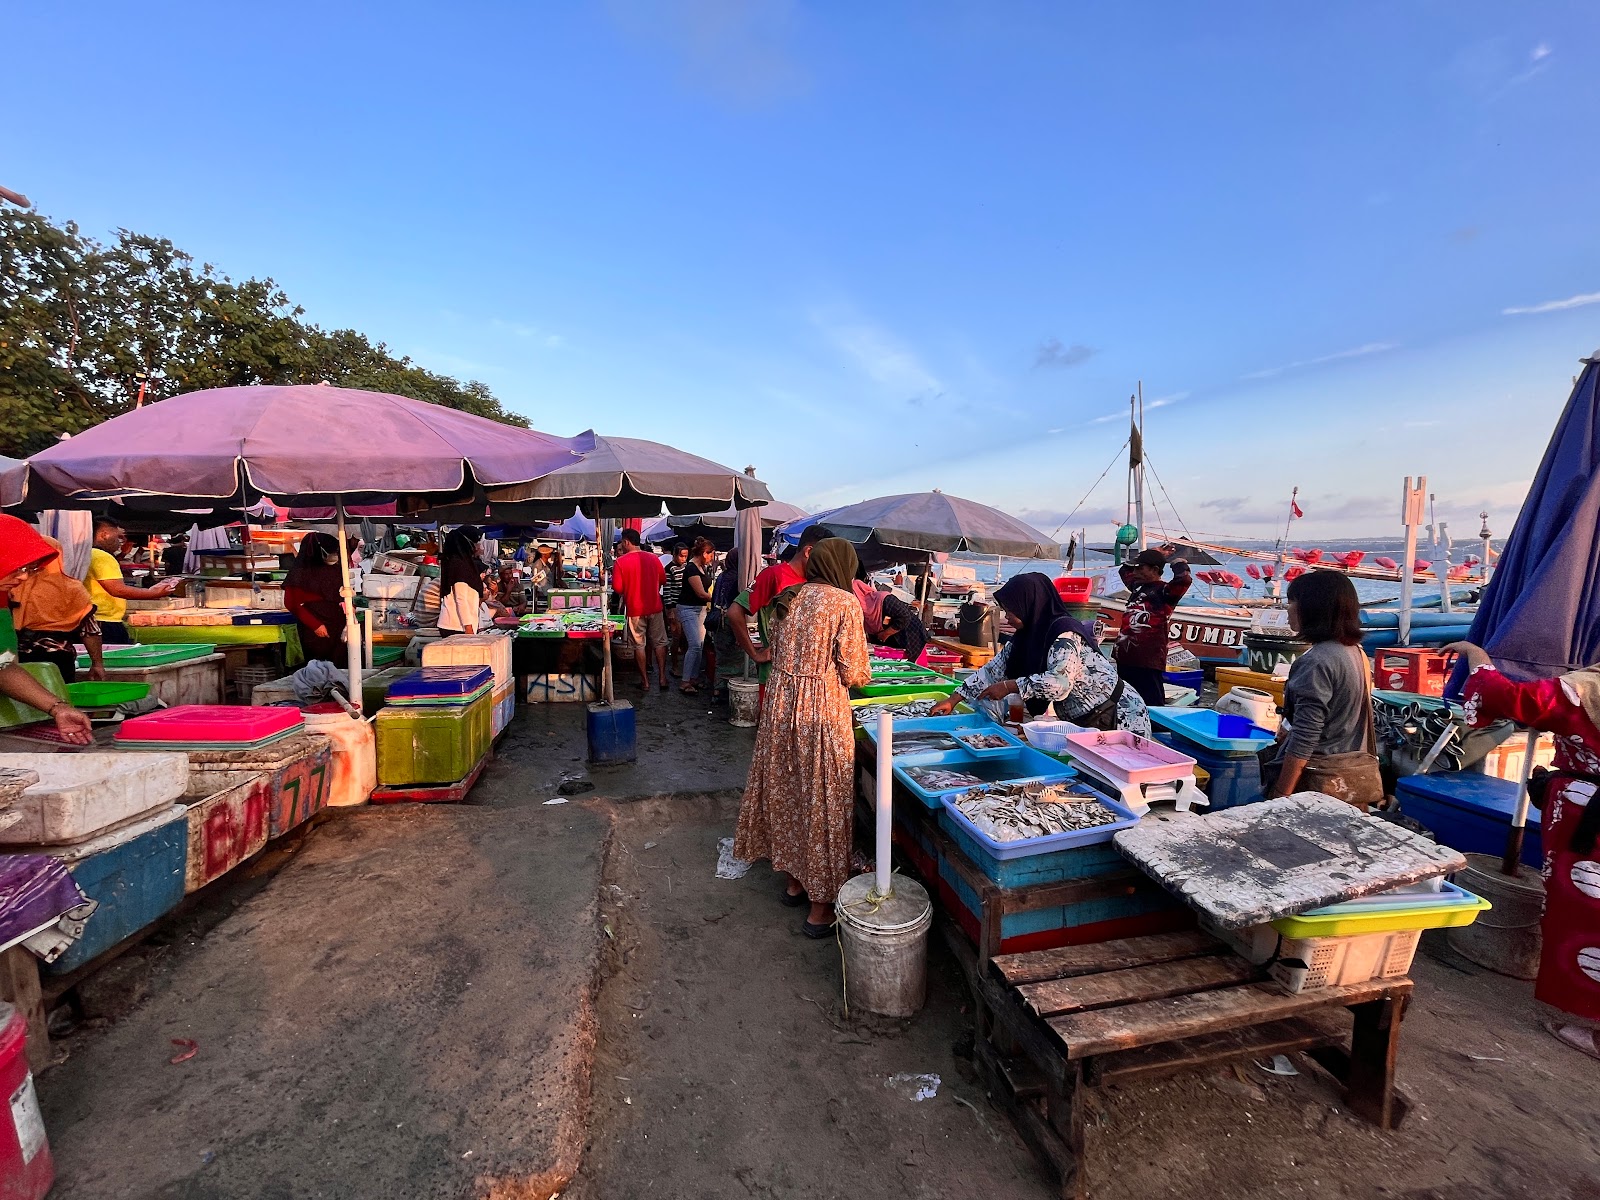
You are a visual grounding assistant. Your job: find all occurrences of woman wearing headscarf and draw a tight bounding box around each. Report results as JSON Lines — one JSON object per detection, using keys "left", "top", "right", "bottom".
{"left": 0, "top": 516, "right": 94, "bottom": 743}
{"left": 853, "top": 575, "right": 929, "bottom": 665}
{"left": 284, "top": 532, "right": 350, "bottom": 665}
{"left": 734, "top": 538, "right": 873, "bottom": 937}
{"left": 438, "top": 525, "right": 487, "bottom": 637}
{"left": 932, "top": 572, "right": 1149, "bottom": 734}
{"left": 12, "top": 534, "right": 107, "bottom": 684}
{"left": 1445, "top": 638, "right": 1600, "bottom": 1060}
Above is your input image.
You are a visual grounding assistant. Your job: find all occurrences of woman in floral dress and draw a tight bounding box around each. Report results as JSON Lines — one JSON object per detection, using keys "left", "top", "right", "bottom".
{"left": 932, "top": 572, "right": 1150, "bottom": 735}
{"left": 735, "top": 538, "right": 872, "bottom": 937}
{"left": 1449, "top": 639, "right": 1600, "bottom": 1058}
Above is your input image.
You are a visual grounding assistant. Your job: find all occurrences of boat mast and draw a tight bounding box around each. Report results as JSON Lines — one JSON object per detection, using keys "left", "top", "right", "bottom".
{"left": 1133, "top": 384, "right": 1146, "bottom": 551}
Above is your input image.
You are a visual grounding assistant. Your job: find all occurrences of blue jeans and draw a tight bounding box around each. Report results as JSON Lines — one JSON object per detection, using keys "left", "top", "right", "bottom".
{"left": 677, "top": 605, "right": 708, "bottom": 684}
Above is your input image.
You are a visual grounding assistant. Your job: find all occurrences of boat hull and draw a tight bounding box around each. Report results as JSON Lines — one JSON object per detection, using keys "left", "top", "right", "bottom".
{"left": 1095, "top": 598, "right": 1253, "bottom": 666}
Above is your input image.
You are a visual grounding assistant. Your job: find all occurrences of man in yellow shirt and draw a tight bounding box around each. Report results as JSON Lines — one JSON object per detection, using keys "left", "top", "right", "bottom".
{"left": 87, "top": 519, "right": 182, "bottom": 643}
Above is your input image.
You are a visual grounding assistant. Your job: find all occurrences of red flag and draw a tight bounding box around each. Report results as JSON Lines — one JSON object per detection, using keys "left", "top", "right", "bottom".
{"left": 1291, "top": 499, "right": 1304, "bottom": 519}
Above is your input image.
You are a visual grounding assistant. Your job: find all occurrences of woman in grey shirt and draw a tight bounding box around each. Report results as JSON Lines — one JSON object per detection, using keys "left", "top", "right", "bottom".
{"left": 1264, "top": 570, "right": 1383, "bottom": 809}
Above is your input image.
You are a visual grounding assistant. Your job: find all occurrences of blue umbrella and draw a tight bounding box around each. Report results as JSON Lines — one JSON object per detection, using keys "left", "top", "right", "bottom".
{"left": 1447, "top": 350, "right": 1600, "bottom": 869}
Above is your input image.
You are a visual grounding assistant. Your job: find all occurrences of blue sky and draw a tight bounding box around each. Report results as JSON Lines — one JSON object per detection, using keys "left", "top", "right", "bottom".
{"left": 10, "top": 2, "right": 1600, "bottom": 543}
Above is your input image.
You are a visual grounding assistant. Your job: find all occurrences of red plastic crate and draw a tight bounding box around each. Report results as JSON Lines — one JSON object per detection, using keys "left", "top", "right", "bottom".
{"left": 115, "top": 705, "right": 304, "bottom": 745}
{"left": 1054, "top": 576, "right": 1095, "bottom": 603}
{"left": 1371, "top": 647, "right": 1450, "bottom": 697}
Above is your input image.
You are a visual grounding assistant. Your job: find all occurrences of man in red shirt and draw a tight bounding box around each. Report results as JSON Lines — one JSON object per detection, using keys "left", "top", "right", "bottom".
{"left": 612, "top": 529, "right": 668, "bottom": 689}
{"left": 1114, "top": 547, "right": 1191, "bottom": 706}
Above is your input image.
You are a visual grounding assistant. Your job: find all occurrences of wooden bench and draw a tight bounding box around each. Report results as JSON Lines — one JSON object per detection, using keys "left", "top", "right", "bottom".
{"left": 966, "top": 928, "right": 1413, "bottom": 1199}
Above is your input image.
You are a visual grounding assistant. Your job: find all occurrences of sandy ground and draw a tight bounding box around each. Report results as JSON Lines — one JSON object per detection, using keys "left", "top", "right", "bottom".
{"left": 31, "top": 695, "right": 1600, "bottom": 1199}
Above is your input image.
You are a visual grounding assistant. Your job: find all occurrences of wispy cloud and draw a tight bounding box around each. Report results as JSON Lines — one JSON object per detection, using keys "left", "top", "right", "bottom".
{"left": 810, "top": 310, "right": 942, "bottom": 399}
{"left": 1502, "top": 290, "right": 1600, "bottom": 316}
{"left": 1243, "top": 342, "right": 1397, "bottom": 381}
{"left": 490, "top": 317, "right": 566, "bottom": 348}
{"left": 1147, "top": 392, "right": 1188, "bottom": 410}
{"left": 605, "top": 0, "right": 807, "bottom": 105}
{"left": 1034, "top": 338, "right": 1097, "bottom": 369}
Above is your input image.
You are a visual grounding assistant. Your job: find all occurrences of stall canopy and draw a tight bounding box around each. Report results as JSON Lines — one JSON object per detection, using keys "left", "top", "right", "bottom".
{"left": 776, "top": 491, "right": 1063, "bottom": 566}
{"left": 445, "top": 430, "right": 772, "bottom": 520}
{"left": 665, "top": 494, "right": 808, "bottom": 555}
{"left": 0, "top": 385, "right": 581, "bottom": 697}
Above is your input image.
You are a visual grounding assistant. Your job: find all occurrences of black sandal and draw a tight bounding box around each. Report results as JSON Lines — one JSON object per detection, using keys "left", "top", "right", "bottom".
{"left": 780, "top": 888, "right": 808, "bottom": 908}
{"left": 802, "top": 919, "right": 836, "bottom": 939}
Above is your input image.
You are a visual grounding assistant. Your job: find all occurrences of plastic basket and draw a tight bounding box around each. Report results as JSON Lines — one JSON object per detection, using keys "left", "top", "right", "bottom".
{"left": 1269, "top": 929, "right": 1422, "bottom": 993}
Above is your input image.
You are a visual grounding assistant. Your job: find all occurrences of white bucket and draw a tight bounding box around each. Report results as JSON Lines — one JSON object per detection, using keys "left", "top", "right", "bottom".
{"left": 836, "top": 872, "right": 933, "bottom": 1018}
{"left": 1216, "top": 685, "right": 1278, "bottom": 730}
{"left": 727, "top": 678, "right": 760, "bottom": 727}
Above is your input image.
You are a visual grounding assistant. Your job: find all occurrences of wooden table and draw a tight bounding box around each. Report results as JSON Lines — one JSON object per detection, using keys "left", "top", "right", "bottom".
{"left": 965, "top": 927, "right": 1413, "bottom": 1199}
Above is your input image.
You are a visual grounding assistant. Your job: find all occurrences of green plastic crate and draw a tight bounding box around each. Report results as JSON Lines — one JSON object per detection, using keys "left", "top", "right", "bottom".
{"left": 80, "top": 643, "right": 218, "bottom": 670}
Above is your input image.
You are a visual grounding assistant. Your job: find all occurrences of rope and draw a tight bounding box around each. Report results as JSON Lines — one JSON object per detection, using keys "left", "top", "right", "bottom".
{"left": 1142, "top": 454, "right": 1195, "bottom": 541}
{"left": 1049, "top": 440, "right": 1129, "bottom": 540}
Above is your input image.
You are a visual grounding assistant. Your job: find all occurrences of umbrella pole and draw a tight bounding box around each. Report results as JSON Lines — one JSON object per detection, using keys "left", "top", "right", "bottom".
{"left": 598, "top": 502, "right": 614, "bottom": 706}
{"left": 1501, "top": 729, "right": 1538, "bottom": 875}
{"left": 335, "top": 501, "right": 363, "bottom": 704}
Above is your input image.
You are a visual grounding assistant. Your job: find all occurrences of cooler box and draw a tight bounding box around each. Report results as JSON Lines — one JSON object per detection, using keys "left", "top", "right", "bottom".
{"left": 114, "top": 705, "right": 305, "bottom": 750}
{"left": 386, "top": 666, "right": 494, "bottom": 700}
{"left": 185, "top": 735, "right": 334, "bottom": 839}
{"left": 492, "top": 683, "right": 515, "bottom": 737}
{"left": 40, "top": 805, "right": 188, "bottom": 975}
{"left": 1395, "top": 771, "right": 1544, "bottom": 867}
{"left": 91, "top": 652, "right": 227, "bottom": 709}
{"left": 301, "top": 712, "right": 376, "bottom": 808}
{"left": 1372, "top": 647, "right": 1450, "bottom": 697}
{"left": 0, "top": 1001, "right": 52, "bottom": 1198}
{"left": 526, "top": 674, "right": 600, "bottom": 704}
{"left": 0, "top": 753, "right": 188, "bottom": 845}
{"left": 421, "top": 633, "right": 513, "bottom": 695}
{"left": 375, "top": 692, "right": 493, "bottom": 786}
{"left": 180, "top": 773, "right": 272, "bottom": 892}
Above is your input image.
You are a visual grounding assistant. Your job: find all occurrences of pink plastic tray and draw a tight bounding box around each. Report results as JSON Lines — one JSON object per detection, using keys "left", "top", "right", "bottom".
{"left": 114, "top": 705, "right": 305, "bottom": 745}
{"left": 1064, "top": 729, "right": 1195, "bottom": 786}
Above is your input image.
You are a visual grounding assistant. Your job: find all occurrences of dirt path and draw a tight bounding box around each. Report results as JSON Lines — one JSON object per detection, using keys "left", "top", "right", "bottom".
{"left": 575, "top": 794, "right": 1600, "bottom": 1200}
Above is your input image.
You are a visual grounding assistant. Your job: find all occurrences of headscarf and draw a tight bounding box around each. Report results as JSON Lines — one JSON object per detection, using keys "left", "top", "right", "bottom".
{"left": 804, "top": 538, "right": 859, "bottom": 593}
{"left": 0, "top": 514, "right": 56, "bottom": 584}
{"left": 11, "top": 534, "right": 94, "bottom": 632}
{"left": 852, "top": 580, "right": 887, "bottom": 635}
{"left": 995, "top": 572, "right": 1098, "bottom": 680}
{"left": 285, "top": 531, "right": 343, "bottom": 598}
{"left": 1560, "top": 666, "right": 1600, "bottom": 731}
{"left": 712, "top": 548, "right": 741, "bottom": 610}
{"left": 441, "top": 525, "right": 484, "bottom": 595}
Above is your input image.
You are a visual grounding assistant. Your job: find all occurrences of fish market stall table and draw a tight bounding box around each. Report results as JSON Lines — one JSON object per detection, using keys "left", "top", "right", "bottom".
{"left": 76, "top": 646, "right": 226, "bottom": 709}
{"left": 129, "top": 622, "right": 305, "bottom": 670}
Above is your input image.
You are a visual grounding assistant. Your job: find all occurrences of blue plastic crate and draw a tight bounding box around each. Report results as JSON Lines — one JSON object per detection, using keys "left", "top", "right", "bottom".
{"left": 387, "top": 665, "right": 494, "bottom": 698}
{"left": 939, "top": 784, "right": 1140, "bottom": 866}
{"left": 937, "top": 800, "right": 1132, "bottom": 886}
{"left": 893, "top": 744, "right": 1078, "bottom": 809}
{"left": 1396, "top": 771, "right": 1543, "bottom": 867}
{"left": 1148, "top": 706, "right": 1275, "bottom": 754}
{"left": 937, "top": 848, "right": 1179, "bottom": 940}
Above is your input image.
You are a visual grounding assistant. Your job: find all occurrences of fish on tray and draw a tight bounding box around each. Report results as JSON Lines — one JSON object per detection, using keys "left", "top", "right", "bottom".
{"left": 952, "top": 780, "right": 1118, "bottom": 841}
{"left": 903, "top": 766, "right": 986, "bottom": 791}
{"left": 853, "top": 698, "right": 942, "bottom": 724}
{"left": 886, "top": 731, "right": 960, "bottom": 755}
{"left": 954, "top": 732, "right": 1011, "bottom": 751}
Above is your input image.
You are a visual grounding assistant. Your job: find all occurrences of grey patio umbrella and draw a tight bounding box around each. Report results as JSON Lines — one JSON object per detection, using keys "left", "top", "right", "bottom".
{"left": 815, "top": 490, "right": 1064, "bottom": 559}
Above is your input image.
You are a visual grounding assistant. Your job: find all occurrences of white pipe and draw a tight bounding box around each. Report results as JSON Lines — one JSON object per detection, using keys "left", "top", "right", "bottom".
{"left": 875, "top": 710, "right": 893, "bottom": 899}
{"left": 1437, "top": 519, "right": 1453, "bottom": 615}
{"left": 335, "top": 502, "right": 363, "bottom": 703}
{"left": 1398, "top": 476, "right": 1422, "bottom": 646}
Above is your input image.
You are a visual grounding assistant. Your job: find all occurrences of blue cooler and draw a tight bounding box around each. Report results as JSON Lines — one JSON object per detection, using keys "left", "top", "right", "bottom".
{"left": 1396, "top": 771, "right": 1543, "bottom": 867}
{"left": 1149, "top": 708, "right": 1271, "bottom": 810}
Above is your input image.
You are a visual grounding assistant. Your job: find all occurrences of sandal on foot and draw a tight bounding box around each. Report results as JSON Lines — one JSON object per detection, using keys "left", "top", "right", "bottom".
{"left": 780, "top": 888, "right": 809, "bottom": 908}
{"left": 679, "top": 684, "right": 698, "bottom": 696}
{"left": 802, "top": 919, "right": 836, "bottom": 939}
{"left": 1545, "top": 1021, "right": 1600, "bottom": 1060}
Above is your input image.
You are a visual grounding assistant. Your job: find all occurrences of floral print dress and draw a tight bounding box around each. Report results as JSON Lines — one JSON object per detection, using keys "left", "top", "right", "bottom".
{"left": 952, "top": 633, "right": 1151, "bottom": 735}
{"left": 734, "top": 582, "right": 872, "bottom": 903}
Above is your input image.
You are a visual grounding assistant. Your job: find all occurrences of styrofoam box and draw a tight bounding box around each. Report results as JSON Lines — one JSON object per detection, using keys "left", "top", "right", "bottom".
{"left": 363, "top": 575, "right": 421, "bottom": 601}
{"left": 200, "top": 581, "right": 287, "bottom": 610}
{"left": 422, "top": 633, "right": 513, "bottom": 694}
{"left": 526, "top": 674, "right": 599, "bottom": 703}
{"left": 0, "top": 752, "right": 189, "bottom": 845}
{"left": 1270, "top": 928, "right": 1421, "bottom": 993}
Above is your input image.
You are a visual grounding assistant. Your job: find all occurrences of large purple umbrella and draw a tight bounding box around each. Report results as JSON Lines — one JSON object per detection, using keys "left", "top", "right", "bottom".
{"left": 0, "top": 385, "right": 579, "bottom": 696}
{"left": 0, "top": 385, "right": 577, "bottom": 511}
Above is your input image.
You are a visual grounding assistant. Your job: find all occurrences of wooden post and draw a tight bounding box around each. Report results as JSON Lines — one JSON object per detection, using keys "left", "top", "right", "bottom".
{"left": 0, "top": 947, "right": 47, "bottom": 1072}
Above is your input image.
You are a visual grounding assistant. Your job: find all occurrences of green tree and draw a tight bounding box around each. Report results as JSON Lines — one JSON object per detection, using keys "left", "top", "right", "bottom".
{"left": 0, "top": 208, "right": 526, "bottom": 457}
